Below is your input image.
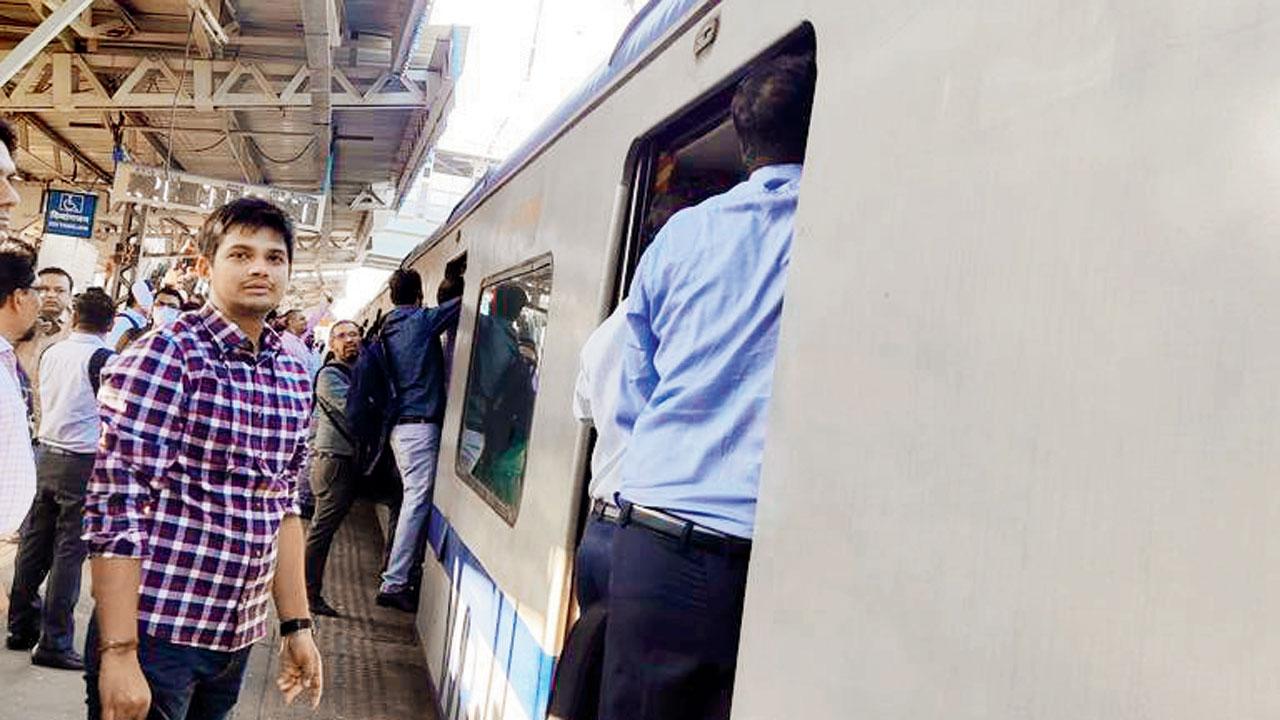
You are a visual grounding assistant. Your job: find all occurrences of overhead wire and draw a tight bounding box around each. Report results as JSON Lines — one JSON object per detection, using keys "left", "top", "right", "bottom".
{"left": 186, "top": 134, "right": 229, "bottom": 154}
{"left": 246, "top": 136, "right": 316, "bottom": 165}
{"left": 165, "top": 12, "right": 196, "bottom": 174}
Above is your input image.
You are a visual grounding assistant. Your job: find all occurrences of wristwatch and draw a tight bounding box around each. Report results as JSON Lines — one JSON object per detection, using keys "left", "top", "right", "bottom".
{"left": 280, "top": 617, "right": 313, "bottom": 637}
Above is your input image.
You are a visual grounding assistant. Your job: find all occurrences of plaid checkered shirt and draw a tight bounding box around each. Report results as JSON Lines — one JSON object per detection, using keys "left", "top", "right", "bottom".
{"left": 84, "top": 304, "right": 312, "bottom": 652}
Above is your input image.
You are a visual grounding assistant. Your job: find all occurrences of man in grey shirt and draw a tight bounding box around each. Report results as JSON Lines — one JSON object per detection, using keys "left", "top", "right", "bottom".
{"left": 303, "top": 320, "right": 361, "bottom": 617}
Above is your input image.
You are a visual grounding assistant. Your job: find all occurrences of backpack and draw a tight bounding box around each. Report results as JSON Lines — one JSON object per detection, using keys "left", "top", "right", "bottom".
{"left": 345, "top": 332, "right": 400, "bottom": 476}
{"left": 87, "top": 347, "right": 113, "bottom": 394}
{"left": 313, "top": 359, "right": 400, "bottom": 503}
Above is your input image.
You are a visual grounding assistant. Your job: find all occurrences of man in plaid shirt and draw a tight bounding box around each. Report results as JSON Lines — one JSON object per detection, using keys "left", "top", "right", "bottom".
{"left": 84, "top": 198, "right": 323, "bottom": 720}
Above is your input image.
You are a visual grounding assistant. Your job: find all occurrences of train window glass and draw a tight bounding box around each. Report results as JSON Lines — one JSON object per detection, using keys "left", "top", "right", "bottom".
{"left": 456, "top": 261, "right": 553, "bottom": 524}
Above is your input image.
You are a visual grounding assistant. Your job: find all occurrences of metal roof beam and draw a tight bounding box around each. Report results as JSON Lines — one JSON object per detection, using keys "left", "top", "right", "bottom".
{"left": 125, "top": 112, "right": 187, "bottom": 173}
{"left": 14, "top": 112, "right": 112, "bottom": 183}
{"left": 0, "top": 53, "right": 441, "bottom": 111}
{"left": 0, "top": 0, "right": 94, "bottom": 86}
{"left": 71, "top": 52, "right": 438, "bottom": 80}
{"left": 390, "top": 0, "right": 431, "bottom": 73}
{"left": 300, "top": 0, "right": 334, "bottom": 207}
{"left": 392, "top": 75, "right": 453, "bottom": 209}
{"left": 187, "top": 0, "right": 229, "bottom": 47}
{"left": 27, "top": 0, "right": 135, "bottom": 42}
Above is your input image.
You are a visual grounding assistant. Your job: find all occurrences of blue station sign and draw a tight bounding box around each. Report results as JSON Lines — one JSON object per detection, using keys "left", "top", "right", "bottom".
{"left": 44, "top": 190, "right": 98, "bottom": 239}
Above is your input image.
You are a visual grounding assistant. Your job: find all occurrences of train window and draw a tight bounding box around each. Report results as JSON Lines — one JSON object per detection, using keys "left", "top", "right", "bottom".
{"left": 456, "top": 259, "right": 553, "bottom": 524}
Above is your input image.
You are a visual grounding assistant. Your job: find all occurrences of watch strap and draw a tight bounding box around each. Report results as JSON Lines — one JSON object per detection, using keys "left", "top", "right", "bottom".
{"left": 280, "top": 617, "right": 313, "bottom": 637}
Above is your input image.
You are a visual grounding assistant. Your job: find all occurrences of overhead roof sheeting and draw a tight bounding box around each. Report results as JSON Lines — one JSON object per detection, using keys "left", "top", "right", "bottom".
{"left": 0, "top": 0, "right": 466, "bottom": 306}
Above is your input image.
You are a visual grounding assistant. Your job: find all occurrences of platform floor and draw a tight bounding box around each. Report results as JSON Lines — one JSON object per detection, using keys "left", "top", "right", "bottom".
{"left": 0, "top": 501, "right": 438, "bottom": 720}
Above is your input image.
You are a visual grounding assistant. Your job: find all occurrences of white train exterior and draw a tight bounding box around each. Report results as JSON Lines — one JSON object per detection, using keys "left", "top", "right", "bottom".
{"left": 360, "top": 1, "right": 1280, "bottom": 718}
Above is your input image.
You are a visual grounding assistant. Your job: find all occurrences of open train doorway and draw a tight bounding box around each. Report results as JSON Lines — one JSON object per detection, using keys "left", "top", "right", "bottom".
{"left": 566, "top": 21, "right": 818, "bottom": 624}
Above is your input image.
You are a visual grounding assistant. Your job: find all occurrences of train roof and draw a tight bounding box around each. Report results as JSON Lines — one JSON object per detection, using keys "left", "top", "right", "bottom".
{"left": 404, "top": 0, "right": 711, "bottom": 266}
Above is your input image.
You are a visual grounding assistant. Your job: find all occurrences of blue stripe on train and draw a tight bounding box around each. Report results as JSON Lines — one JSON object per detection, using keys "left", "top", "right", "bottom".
{"left": 427, "top": 507, "right": 558, "bottom": 720}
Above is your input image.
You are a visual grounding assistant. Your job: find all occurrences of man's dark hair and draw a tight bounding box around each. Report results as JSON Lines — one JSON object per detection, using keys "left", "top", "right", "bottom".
{"left": 437, "top": 275, "right": 464, "bottom": 304}
{"left": 0, "top": 119, "right": 16, "bottom": 154}
{"left": 0, "top": 240, "right": 36, "bottom": 306}
{"left": 389, "top": 268, "right": 423, "bottom": 306}
{"left": 197, "top": 197, "right": 295, "bottom": 263}
{"left": 73, "top": 287, "right": 115, "bottom": 333}
{"left": 37, "top": 266, "right": 74, "bottom": 293}
{"left": 155, "top": 286, "right": 183, "bottom": 305}
{"left": 493, "top": 285, "right": 528, "bottom": 321}
{"left": 731, "top": 54, "right": 818, "bottom": 168}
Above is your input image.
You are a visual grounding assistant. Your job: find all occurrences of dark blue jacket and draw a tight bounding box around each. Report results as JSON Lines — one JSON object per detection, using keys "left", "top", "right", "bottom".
{"left": 381, "top": 298, "right": 461, "bottom": 423}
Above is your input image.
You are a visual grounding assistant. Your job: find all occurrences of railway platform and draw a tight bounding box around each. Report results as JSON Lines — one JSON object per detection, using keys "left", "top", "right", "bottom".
{"left": 0, "top": 501, "right": 436, "bottom": 720}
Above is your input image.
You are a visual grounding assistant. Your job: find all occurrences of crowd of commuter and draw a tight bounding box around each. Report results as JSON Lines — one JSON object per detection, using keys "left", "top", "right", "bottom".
{"left": 0, "top": 47, "right": 814, "bottom": 720}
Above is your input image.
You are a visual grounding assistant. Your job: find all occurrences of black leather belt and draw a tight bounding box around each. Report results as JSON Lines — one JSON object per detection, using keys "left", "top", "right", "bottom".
{"left": 396, "top": 416, "right": 438, "bottom": 425}
{"left": 590, "top": 498, "right": 622, "bottom": 524}
{"left": 617, "top": 499, "right": 752, "bottom": 556}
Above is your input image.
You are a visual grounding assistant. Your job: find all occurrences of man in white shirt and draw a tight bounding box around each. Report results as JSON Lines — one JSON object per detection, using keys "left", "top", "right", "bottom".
{"left": 547, "top": 307, "right": 632, "bottom": 720}
{"left": 0, "top": 131, "right": 40, "bottom": 544}
{"left": 6, "top": 288, "right": 115, "bottom": 670}
{"left": 570, "top": 306, "right": 631, "bottom": 609}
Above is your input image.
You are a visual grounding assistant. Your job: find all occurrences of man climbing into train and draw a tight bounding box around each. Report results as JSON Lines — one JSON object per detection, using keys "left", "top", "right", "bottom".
{"left": 84, "top": 197, "right": 323, "bottom": 720}
{"left": 598, "top": 52, "right": 817, "bottom": 720}
{"left": 373, "top": 268, "right": 461, "bottom": 612}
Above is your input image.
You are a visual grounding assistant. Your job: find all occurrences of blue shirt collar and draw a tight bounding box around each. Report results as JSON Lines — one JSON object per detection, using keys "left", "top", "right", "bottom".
{"left": 748, "top": 163, "right": 803, "bottom": 186}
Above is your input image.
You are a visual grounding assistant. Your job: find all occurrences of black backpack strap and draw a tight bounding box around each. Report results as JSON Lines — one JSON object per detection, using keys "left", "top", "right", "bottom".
{"left": 377, "top": 324, "right": 400, "bottom": 397}
{"left": 87, "top": 347, "right": 113, "bottom": 394}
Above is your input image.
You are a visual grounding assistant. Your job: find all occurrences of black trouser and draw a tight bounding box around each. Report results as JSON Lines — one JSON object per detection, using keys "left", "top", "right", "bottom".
{"left": 7, "top": 446, "right": 93, "bottom": 654}
{"left": 574, "top": 515, "right": 617, "bottom": 610}
{"left": 597, "top": 520, "right": 751, "bottom": 720}
{"left": 304, "top": 454, "right": 358, "bottom": 599}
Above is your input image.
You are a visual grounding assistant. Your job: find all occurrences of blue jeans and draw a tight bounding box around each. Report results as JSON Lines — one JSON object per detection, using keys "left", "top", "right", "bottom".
{"left": 381, "top": 422, "right": 441, "bottom": 594}
{"left": 85, "top": 617, "right": 251, "bottom": 720}
{"left": 574, "top": 515, "right": 617, "bottom": 609}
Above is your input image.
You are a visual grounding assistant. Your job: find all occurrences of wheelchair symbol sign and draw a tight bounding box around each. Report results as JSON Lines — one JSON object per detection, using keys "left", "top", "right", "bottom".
{"left": 57, "top": 193, "right": 84, "bottom": 214}
{"left": 45, "top": 190, "right": 97, "bottom": 238}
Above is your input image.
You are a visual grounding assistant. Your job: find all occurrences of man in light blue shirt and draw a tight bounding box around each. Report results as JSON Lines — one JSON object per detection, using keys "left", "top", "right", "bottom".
{"left": 598, "top": 53, "right": 816, "bottom": 720}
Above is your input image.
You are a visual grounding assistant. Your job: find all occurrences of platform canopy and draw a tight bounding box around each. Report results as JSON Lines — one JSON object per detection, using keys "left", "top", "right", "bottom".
{"left": 0, "top": 0, "right": 465, "bottom": 306}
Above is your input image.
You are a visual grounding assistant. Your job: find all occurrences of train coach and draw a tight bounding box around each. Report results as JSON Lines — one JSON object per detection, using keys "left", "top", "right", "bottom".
{"left": 360, "top": 1, "right": 1280, "bottom": 718}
